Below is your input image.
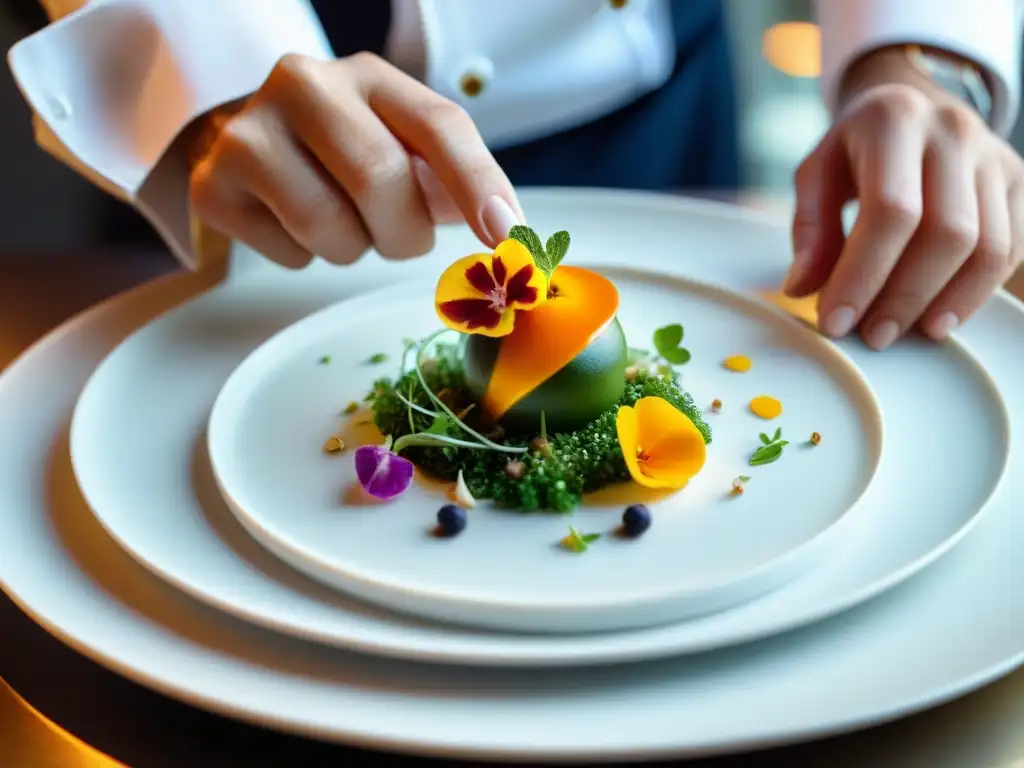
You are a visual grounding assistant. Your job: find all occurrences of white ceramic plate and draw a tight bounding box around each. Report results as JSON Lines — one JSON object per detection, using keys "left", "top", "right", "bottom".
{"left": 0, "top": 197, "right": 1021, "bottom": 762}
{"left": 207, "top": 267, "right": 885, "bottom": 633}
{"left": 68, "top": 192, "right": 1009, "bottom": 665}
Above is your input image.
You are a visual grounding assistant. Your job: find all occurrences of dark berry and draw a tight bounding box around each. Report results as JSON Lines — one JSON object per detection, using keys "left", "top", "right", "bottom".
{"left": 436, "top": 504, "right": 467, "bottom": 537}
{"left": 622, "top": 504, "right": 651, "bottom": 537}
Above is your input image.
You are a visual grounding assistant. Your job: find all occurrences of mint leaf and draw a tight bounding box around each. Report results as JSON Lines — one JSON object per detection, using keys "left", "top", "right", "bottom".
{"left": 545, "top": 231, "right": 570, "bottom": 271}
{"left": 773, "top": 427, "right": 782, "bottom": 442}
{"left": 661, "top": 347, "right": 691, "bottom": 365}
{"left": 508, "top": 225, "right": 548, "bottom": 268}
{"left": 653, "top": 324, "right": 684, "bottom": 356}
{"left": 759, "top": 433, "right": 771, "bottom": 445}
{"left": 582, "top": 533, "right": 601, "bottom": 543}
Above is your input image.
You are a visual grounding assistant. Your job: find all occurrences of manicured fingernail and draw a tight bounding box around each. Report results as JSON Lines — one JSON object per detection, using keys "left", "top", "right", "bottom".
{"left": 824, "top": 305, "right": 856, "bottom": 338}
{"left": 783, "top": 248, "right": 811, "bottom": 294}
{"left": 481, "top": 196, "right": 521, "bottom": 245}
{"left": 866, "top": 319, "right": 900, "bottom": 350}
{"left": 930, "top": 311, "right": 959, "bottom": 339}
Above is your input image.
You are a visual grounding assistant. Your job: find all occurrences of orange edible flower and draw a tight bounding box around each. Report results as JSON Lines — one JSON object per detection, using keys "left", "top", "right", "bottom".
{"left": 616, "top": 397, "right": 707, "bottom": 490}
{"left": 434, "top": 239, "right": 547, "bottom": 337}
{"left": 482, "top": 266, "right": 619, "bottom": 418}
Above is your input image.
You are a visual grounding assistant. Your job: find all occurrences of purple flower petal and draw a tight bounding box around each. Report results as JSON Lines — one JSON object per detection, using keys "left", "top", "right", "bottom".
{"left": 354, "top": 444, "right": 415, "bottom": 500}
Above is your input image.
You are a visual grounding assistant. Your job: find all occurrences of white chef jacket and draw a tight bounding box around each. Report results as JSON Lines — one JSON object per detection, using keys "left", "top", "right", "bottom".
{"left": 7, "top": 0, "right": 1024, "bottom": 270}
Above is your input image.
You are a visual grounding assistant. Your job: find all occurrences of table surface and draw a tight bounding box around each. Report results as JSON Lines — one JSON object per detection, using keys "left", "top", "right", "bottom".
{"left": 1, "top": 245, "right": 1023, "bottom": 768}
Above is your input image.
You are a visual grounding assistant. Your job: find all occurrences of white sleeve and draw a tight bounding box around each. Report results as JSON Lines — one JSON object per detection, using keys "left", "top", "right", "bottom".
{"left": 814, "top": 0, "right": 1024, "bottom": 137}
{"left": 7, "top": 0, "right": 333, "bottom": 270}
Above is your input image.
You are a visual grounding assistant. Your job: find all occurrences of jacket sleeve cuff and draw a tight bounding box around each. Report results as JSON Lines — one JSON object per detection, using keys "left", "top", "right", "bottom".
{"left": 814, "top": 0, "right": 1022, "bottom": 137}
{"left": 7, "top": 0, "right": 332, "bottom": 269}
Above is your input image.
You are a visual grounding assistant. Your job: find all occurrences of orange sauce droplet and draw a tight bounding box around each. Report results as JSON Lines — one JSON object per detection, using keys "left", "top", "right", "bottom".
{"left": 749, "top": 395, "right": 782, "bottom": 420}
{"left": 722, "top": 354, "right": 752, "bottom": 373}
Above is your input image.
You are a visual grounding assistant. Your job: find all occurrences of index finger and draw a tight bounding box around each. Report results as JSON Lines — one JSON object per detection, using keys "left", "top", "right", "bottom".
{"left": 357, "top": 56, "right": 524, "bottom": 246}
{"left": 817, "top": 116, "right": 926, "bottom": 339}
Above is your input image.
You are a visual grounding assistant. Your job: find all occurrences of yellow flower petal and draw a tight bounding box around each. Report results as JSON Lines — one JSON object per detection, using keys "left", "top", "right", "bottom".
{"left": 491, "top": 239, "right": 548, "bottom": 311}
{"left": 616, "top": 397, "right": 707, "bottom": 490}
{"left": 433, "top": 241, "right": 547, "bottom": 337}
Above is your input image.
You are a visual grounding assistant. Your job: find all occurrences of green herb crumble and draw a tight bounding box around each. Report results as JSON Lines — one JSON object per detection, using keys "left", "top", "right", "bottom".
{"left": 366, "top": 343, "right": 711, "bottom": 513}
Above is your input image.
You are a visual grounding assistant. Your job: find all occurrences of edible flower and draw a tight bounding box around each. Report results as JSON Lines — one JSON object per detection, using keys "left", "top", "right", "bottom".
{"left": 354, "top": 437, "right": 415, "bottom": 500}
{"left": 615, "top": 396, "right": 707, "bottom": 490}
{"left": 434, "top": 239, "right": 547, "bottom": 337}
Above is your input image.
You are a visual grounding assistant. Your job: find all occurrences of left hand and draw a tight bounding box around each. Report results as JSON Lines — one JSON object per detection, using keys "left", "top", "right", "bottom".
{"left": 786, "top": 61, "right": 1024, "bottom": 350}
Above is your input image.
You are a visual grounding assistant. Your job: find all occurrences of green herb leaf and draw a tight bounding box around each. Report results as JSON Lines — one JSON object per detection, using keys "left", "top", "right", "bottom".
{"left": 738, "top": 475, "right": 752, "bottom": 483}
{"left": 772, "top": 427, "right": 782, "bottom": 442}
{"left": 661, "top": 347, "right": 691, "bottom": 365}
{"left": 319, "top": 355, "right": 331, "bottom": 364}
{"left": 509, "top": 224, "right": 548, "bottom": 267}
{"left": 759, "top": 433, "right": 771, "bottom": 445}
{"left": 564, "top": 526, "right": 587, "bottom": 553}
{"left": 562, "top": 526, "right": 601, "bottom": 553}
{"left": 425, "top": 414, "right": 454, "bottom": 435}
{"left": 545, "top": 230, "right": 570, "bottom": 272}
{"left": 653, "top": 324, "right": 684, "bottom": 356}
{"left": 652, "top": 323, "right": 691, "bottom": 367}
{"left": 367, "top": 352, "right": 388, "bottom": 365}
{"left": 749, "top": 443, "right": 784, "bottom": 466}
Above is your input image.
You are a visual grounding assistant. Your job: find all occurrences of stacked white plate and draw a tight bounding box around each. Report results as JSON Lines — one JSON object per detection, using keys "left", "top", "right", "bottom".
{"left": 0, "top": 189, "right": 1021, "bottom": 762}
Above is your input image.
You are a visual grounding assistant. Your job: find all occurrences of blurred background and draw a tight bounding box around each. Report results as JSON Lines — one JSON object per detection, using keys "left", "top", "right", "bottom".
{"left": 0, "top": 0, "right": 1021, "bottom": 253}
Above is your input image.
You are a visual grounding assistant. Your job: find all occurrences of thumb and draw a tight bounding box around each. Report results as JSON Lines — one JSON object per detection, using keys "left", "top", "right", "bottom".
{"left": 785, "top": 139, "right": 852, "bottom": 297}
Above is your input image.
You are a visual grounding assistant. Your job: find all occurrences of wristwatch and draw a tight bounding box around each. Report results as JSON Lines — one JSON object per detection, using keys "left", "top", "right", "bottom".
{"left": 905, "top": 44, "right": 994, "bottom": 124}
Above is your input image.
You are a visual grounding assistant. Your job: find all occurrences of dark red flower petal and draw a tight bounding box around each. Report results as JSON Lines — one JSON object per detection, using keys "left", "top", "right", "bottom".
{"left": 491, "top": 255, "right": 508, "bottom": 286}
{"left": 504, "top": 264, "right": 538, "bottom": 305}
{"left": 464, "top": 262, "right": 497, "bottom": 295}
{"left": 438, "top": 298, "right": 503, "bottom": 329}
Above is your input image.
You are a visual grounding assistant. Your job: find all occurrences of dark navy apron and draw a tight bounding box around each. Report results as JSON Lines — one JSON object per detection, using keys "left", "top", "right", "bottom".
{"left": 312, "top": 0, "right": 739, "bottom": 191}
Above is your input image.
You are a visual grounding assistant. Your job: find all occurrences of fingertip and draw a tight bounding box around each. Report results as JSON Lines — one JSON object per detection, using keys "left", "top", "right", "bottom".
{"left": 480, "top": 195, "right": 522, "bottom": 247}
{"left": 923, "top": 310, "right": 960, "bottom": 340}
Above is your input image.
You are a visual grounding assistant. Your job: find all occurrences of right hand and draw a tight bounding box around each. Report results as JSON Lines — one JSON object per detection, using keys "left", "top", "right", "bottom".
{"left": 188, "top": 52, "right": 523, "bottom": 269}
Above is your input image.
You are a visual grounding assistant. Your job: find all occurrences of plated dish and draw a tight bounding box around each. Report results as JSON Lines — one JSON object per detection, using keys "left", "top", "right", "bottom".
{"left": 4, "top": 188, "right": 1021, "bottom": 762}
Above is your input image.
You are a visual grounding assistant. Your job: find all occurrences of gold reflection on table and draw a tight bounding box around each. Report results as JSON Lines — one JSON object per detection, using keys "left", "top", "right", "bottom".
{"left": 0, "top": 678, "right": 124, "bottom": 767}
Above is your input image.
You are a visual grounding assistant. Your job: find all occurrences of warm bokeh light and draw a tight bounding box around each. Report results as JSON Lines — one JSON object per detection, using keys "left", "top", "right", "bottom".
{"left": 762, "top": 22, "right": 822, "bottom": 78}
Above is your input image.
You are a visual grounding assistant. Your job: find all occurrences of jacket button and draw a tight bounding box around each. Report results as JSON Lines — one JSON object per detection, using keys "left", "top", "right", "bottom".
{"left": 459, "top": 72, "right": 485, "bottom": 97}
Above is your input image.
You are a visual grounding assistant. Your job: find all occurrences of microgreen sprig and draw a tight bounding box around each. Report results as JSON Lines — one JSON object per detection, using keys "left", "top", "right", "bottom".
{"left": 749, "top": 427, "right": 789, "bottom": 466}
{"left": 561, "top": 526, "right": 601, "bottom": 553}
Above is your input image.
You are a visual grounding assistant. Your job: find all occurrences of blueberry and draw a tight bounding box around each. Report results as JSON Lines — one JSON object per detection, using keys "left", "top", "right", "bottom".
{"left": 622, "top": 504, "right": 651, "bottom": 537}
{"left": 436, "top": 504, "right": 467, "bottom": 537}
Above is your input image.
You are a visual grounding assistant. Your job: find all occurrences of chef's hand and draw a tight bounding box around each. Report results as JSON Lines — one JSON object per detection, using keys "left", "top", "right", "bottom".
{"left": 786, "top": 46, "right": 1024, "bottom": 350}
{"left": 187, "top": 52, "right": 522, "bottom": 269}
